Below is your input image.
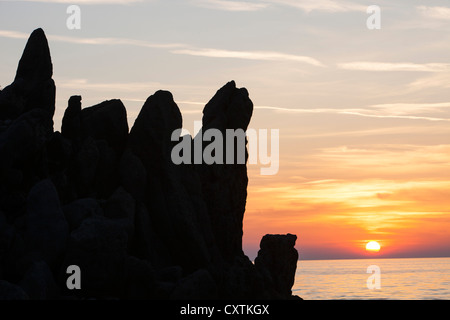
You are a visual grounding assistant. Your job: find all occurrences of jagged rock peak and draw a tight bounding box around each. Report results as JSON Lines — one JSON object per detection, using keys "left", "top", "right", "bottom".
{"left": 202, "top": 80, "right": 253, "bottom": 132}
{"left": 133, "top": 90, "right": 182, "bottom": 134}
{"left": 15, "top": 28, "right": 53, "bottom": 82}
{"left": 0, "top": 28, "right": 300, "bottom": 300}
{"left": 0, "top": 28, "right": 55, "bottom": 121}
{"left": 128, "top": 90, "right": 182, "bottom": 158}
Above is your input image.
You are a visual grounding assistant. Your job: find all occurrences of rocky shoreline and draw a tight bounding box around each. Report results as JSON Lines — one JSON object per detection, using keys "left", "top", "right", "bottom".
{"left": 0, "top": 28, "right": 299, "bottom": 300}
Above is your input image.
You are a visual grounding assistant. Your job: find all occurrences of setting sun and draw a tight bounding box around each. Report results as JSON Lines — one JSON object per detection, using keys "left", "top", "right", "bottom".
{"left": 366, "top": 241, "right": 381, "bottom": 252}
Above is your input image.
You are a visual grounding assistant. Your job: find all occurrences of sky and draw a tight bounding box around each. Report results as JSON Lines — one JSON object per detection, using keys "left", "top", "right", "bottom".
{"left": 1, "top": 0, "right": 450, "bottom": 260}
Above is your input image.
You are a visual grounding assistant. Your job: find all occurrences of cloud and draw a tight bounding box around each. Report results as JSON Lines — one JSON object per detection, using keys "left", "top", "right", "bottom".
{"left": 409, "top": 72, "right": 450, "bottom": 89}
{"left": 0, "top": 29, "right": 323, "bottom": 66}
{"left": 247, "top": 177, "right": 450, "bottom": 232}
{"left": 291, "top": 126, "right": 450, "bottom": 139}
{"left": 339, "top": 111, "right": 450, "bottom": 122}
{"left": 0, "top": 29, "right": 184, "bottom": 49}
{"left": 171, "top": 48, "right": 325, "bottom": 66}
{"left": 254, "top": 104, "right": 450, "bottom": 122}
{"left": 368, "top": 102, "right": 450, "bottom": 116}
{"left": 56, "top": 78, "right": 215, "bottom": 95}
{"left": 50, "top": 34, "right": 183, "bottom": 48}
{"left": 417, "top": 6, "right": 450, "bottom": 20}
{"left": 57, "top": 78, "right": 164, "bottom": 92}
{"left": 254, "top": 105, "right": 362, "bottom": 113}
{"left": 308, "top": 144, "right": 450, "bottom": 173}
{"left": 263, "top": 0, "right": 365, "bottom": 13}
{"left": 338, "top": 61, "right": 450, "bottom": 72}
{"left": 190, "top": 0, "right": 365, "bottom": 13}
{"left": 10, "top": 0, "right": 366, "bottom": 12}
{"left": 191, "top": 0, "right": 268, "bottom": 11}
{"left": 0, "top": 30, "right": 28, "bottom": 39}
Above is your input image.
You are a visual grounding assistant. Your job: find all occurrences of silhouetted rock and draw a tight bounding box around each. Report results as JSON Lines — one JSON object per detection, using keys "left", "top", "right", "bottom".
{"left": 128, "top": 90, "right": 212, "bottom": 272}
{"left": 171, "top": 269, "right": 217, "bottom": 300}
{"left": 202, "top": 80, "right": 253, "bottom": 132}
{"left": 0, "top": 28, "right": 299, "bottom": 300}
{"left": 104, "top": 187, "right": 135, "bottom": 220}
{"left": 15, "top": 29, "right": 53, "bottom": 84}
{"left": 0, "top": 280, "right": 29, "bottom": 300}
{"left": 119, "top": 149, "right": 147, "bottom": 202}
{"left": 93, "top": 139, "right": 120, "bottom": 198}
{"left": 24, "top": 179, "right": 69, "bottom": 269}
{"left": 70, "top": 137, "right": 99, "bottom": 198}
{"left": 81, "top": 99, "right": 128, "bottom": 155}
{"left": 123, "top": 256, "right": 158, "bottom": 299}
{"left": 0, "top": 213, "right": 27, "bottom": 283}
{"left": 0, "top": 28, "right": 55, "bottom": 121}
{"left": 220, "top": 255, "right": 265, "bottom": 299}
{"left": 62, "top": 215, "right": 128, "bottom": 297}
{"left": 63, "top": 198, "right": 103, "bottom": 232}
{"left": 63, "top": 99, "right": 128, "bottom": 199}
{"left": 0, "top": 109, "right": 53, "bottom": 189}
{"left": 255, "top": 234, "right": 299, "bottom": 299}
{"left": 128, "top": 90, "right": 181, "bottom": 167}
{"left": 197, "top": 81, "right": 253, "bottom": 262}
{"left": 19, "top": 260, "right": 59, "bottom": 300}
{"left": 61, "top": 95, "right": 82, "bottom": 143}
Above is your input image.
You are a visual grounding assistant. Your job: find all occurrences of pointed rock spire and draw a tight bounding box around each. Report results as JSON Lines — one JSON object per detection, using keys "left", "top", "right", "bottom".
{"left": 0, "top": 28, "right": 55, "bottom": 120}
{"left": 15, "top": 28, "right": 53, "bottom": 83}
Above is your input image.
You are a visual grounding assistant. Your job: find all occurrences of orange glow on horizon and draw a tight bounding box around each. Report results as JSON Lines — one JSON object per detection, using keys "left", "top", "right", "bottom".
{"left": 243, "top": 156, "right": 450, "bottom": 259}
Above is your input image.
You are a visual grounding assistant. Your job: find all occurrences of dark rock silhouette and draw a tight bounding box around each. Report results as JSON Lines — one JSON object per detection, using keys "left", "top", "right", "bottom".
{"left": 255, "top": 234, "right": 299, "bottom": 298}
{"left": 196, "top": 81, "right": 253, "bottom": 262}
{"left": 0, "top": 28, "right": 55, "bottom": 123}
{"left": 0, "top": 28, "right": 299, "bottom": 300}
{"left": 24, "top": 179, "right": 69, "bottom": 270}
{"left": 0, "top": 280, "right": 29, "bottom": 300}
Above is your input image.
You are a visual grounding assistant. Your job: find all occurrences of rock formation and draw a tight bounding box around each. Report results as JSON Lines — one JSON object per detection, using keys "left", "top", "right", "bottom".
{"left": 0, "top": 28, "right": 299, "bottom": 300}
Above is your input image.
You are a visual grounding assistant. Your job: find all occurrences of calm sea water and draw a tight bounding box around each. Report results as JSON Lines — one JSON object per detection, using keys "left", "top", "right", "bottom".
{"left": 293, "top": 257, "right": 450, "bottom": 300}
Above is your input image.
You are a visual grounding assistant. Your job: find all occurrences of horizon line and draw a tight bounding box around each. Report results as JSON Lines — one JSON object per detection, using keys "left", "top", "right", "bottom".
{"left": 295, "top": 255, "right": 450, "bottom": 261}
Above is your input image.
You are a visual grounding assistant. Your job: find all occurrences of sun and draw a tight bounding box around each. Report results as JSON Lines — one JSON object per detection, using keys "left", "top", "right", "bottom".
{"left": 365, "top": 241, "right": 381, "bottom": 252}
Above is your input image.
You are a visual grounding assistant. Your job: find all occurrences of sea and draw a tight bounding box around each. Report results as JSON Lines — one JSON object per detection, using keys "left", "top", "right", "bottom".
{"left": 292, "top": 257, "right": 450, "bottom": 300}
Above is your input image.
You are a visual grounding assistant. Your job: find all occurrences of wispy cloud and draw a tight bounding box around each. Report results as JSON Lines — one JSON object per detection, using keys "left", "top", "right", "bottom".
{"left": 255, "top": 105, "right": 363, "bottom": 114}
{"left": 417, "top": 6, "right": 450, "bottom": 20}
{"left": 305, "top": 145, "right": 450, "bottom": 180}
{"left": 50, "top": 34, "right": 183, "bottom": 48}
{"left": 191, "top": 0, "right": 365, "bottom": 13}
{"left": 0, "top": 30, "right": 28, "bottom": 40}
{"left": 254, "top": 103, "right": 450, "bottom": 122}
{"left": 263, "top": 0, "right": 365, "bottom": 13}
{"left": 191, "top": 0, "right": 268, "bottom": 11}
{"left": 409, "top": 72, "right": 450, "bottom": 89}
{"left": 338, "top": 61, "right": 450, "bottom": 72}
{"left": 56, "top": 78, "right": 215, "bottom": 94}
{"left": 338, "top": 111, "right": 450, "bottom": 122}
{"left": 171, "top": 48, "right": 325, "bottom": 66}
{"left": 292, "top": 126, "right": 450, "bottom": 139}
{"left": 9, "top": 0, "right": 365, "bottom": 12}
{"left": 368, "top": 102, "right": 450, "bottom": 116}
{"left": 0, "top": 29, "right": 184, "bottom": 48}
{"left": 57, "top": 78, "right": 164, "bottom": 92}
{"left": 0, "top": 29, "right": 323, "bottom": 66}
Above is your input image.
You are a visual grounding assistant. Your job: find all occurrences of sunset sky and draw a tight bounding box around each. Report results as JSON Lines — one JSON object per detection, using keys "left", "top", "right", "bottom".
{"left": 1, "top": 0, "right": 450, "bottom": 260}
